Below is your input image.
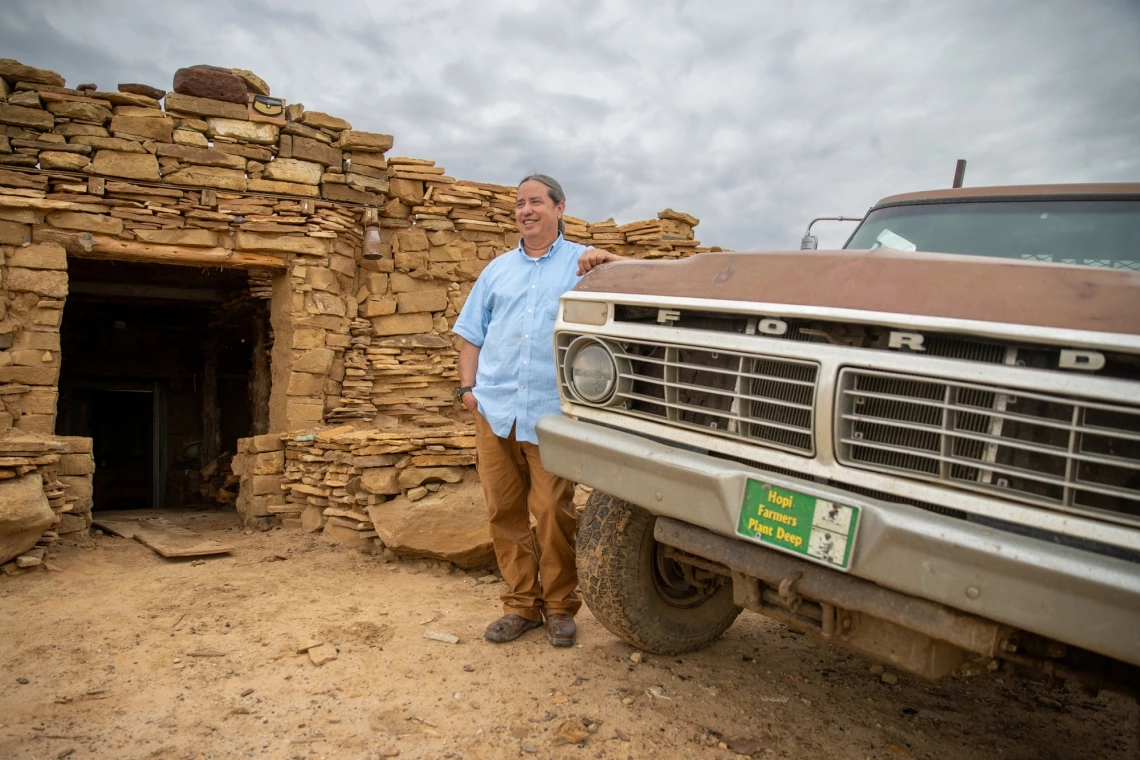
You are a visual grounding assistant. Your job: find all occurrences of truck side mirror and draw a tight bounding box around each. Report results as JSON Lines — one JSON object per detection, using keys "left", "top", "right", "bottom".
{"left": 801, "top": 216, "right": 864, "bottom": 250}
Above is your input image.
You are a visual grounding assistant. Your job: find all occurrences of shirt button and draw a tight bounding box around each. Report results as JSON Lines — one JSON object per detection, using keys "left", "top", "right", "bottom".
{"left": 527, "top": 309, "right": 532, "bottom": 313}
{"left": 531, "top": 285, "right": 536, "bottom": 289}
{"left": 524, "top": 335, "right": 528, "bottom": 338}
{"left": 523, "top": 361, "right": 528, "bottom": 365}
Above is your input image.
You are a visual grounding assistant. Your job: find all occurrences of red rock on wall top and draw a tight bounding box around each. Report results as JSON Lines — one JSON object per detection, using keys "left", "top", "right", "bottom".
{"left": 173, "top": 65, "right": 249, "bottom": 105}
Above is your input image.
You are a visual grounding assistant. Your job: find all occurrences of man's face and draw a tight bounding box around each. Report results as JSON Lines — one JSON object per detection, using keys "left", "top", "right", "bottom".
{"left": 516, "top": 180, "right": 564, "bottom": 246}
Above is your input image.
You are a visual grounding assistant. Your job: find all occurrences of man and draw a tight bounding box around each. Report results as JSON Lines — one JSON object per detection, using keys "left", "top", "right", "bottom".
{"left": 453, "top": 174, "right": 622, "bottom": 647}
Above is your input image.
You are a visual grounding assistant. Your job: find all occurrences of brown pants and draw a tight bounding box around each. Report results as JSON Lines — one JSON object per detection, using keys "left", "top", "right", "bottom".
{"left": 474, "top": 410, "right": 580, "bottom": 621}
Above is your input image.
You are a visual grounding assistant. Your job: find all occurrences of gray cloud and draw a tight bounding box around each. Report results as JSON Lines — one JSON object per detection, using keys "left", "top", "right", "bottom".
{"left": 3, "top": 0, "right": 1137, "bottom": 250}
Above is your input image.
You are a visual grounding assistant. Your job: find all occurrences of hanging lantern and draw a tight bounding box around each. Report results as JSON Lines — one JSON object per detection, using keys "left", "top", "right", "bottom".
{"left": 363, "top": 225, "right": 383, "bottom": 260}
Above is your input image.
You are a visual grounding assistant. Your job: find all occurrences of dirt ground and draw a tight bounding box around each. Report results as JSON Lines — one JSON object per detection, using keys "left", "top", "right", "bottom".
{"left": 0, "top": 510, "right": 1136, "bottom": 760}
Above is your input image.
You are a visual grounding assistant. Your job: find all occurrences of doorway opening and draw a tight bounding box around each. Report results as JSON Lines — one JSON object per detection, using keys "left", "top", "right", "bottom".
{"left": 55, "top": 258, "right": 272, "bottom": 511}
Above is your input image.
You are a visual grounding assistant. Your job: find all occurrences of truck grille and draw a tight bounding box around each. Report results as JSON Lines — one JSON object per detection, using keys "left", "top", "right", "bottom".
{"left": 835, "top": 369, "right": 1140, "bottom": 526}
{"left": 558, "top": 334, "right": 819, "bottom": 455}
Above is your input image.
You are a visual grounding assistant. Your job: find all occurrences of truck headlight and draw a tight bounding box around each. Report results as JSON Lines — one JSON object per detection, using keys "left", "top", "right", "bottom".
{"left": 566, "top": 338, "right": 618, "bottom": 404}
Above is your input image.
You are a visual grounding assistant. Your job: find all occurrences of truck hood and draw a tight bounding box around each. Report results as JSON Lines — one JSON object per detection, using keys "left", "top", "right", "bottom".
{"left": 574, "top": 249, "right": 1140, "bottom": 336}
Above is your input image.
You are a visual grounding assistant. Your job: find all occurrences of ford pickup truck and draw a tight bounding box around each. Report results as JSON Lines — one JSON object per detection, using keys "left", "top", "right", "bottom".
{"left": 536, "top": 183, "right": 1140, "bottom": 695}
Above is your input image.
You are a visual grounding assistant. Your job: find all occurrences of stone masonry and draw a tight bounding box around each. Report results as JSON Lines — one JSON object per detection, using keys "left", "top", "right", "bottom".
{"left": 0, "top": 58, "right": 718, "bottom": 563}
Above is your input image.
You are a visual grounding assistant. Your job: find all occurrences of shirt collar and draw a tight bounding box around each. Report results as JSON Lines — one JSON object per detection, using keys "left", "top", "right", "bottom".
{"left": 515, "top": 233, "right": 565, "bottom": 262}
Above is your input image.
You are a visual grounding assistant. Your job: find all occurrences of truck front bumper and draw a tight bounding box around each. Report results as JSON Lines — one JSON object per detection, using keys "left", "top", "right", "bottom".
{"left": 536, "top": 415, "right": 1140, "bottom": 667}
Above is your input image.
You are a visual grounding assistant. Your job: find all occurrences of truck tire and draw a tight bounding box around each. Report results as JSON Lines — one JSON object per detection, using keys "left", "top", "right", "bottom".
{"left": 577, "top": 491, "right": 741, "bottom": 655}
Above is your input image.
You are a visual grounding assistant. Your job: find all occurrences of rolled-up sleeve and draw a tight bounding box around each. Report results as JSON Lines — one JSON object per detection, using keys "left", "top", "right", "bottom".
{"left": 453, "top": 274, "right": 490, "bottom": 347}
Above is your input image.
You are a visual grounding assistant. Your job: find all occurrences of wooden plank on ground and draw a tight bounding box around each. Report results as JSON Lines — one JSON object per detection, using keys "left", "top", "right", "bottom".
{"left": 91, "top": 518, "right": 141, "bottom": 539}
{"left": 132, "top": 519, "right": 233, "bottom": 558}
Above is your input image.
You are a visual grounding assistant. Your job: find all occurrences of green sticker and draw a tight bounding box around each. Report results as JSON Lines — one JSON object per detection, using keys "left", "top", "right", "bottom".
{"left": 737, "top": 481, "right": 860, "bottom": 570}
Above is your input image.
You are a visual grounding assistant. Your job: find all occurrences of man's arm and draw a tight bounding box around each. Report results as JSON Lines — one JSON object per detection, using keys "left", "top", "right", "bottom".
{"left": 577, "top": 247, "right": 625, "bottom": 276}
{"left": 458, "top": 338, "right": 481, "bottom": 412}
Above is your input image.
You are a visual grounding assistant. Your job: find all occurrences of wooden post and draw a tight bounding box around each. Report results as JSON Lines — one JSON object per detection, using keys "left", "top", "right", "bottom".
{"left": 201, "top": 339, "right": 222, "bottom": 468}
{"left": 249, "top": 309, "right": 271, "bottom": 436}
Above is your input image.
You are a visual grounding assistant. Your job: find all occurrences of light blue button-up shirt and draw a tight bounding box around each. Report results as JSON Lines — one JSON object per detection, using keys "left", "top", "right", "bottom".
{"left": 453, "top": 235, "right": 587, "bottom": 444}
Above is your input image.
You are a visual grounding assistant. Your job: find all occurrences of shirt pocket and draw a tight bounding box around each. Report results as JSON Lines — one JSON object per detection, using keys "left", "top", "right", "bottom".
{"left": 541, "top": 275, "right": 575, "bottom": 322}
{"left": 539, "top": 297, "right": 560, "bottom": 326}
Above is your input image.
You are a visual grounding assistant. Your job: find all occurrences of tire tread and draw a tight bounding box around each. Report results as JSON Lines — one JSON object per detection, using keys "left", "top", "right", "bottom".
{"left": 577, "top": 491, "right": 740, "bottom": 655}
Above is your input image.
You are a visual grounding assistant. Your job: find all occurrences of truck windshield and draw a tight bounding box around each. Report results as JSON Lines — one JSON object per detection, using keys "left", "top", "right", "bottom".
{"left": 844, "top": 200, "right": 1140, "bottom": 270}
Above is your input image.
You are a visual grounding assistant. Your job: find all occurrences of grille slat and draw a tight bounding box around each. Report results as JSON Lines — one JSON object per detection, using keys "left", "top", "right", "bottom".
{"left": 625, "top": 375, "right": 815, "bottom": 412}
{"left": 618, "top": 391, "right": 813, "bottom": 433}
{"left": 837, "top": 369, "right": 1140, "bottom": 526}
{"left": 559, "top": 334, "right": 819, "bottom": 455}
{"left": 841, "top": 412, "right": 1123, "bottom": 462}
{"left": 615, "top": 353, "right": 818, "bottom": 387}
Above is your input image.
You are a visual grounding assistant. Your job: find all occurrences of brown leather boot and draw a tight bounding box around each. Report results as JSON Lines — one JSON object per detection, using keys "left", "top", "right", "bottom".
{"left": 545, "top": 614, "right": 576, "bottom": 647}
{"left": 484, "top": 614, "right": 543, "bottom": 643}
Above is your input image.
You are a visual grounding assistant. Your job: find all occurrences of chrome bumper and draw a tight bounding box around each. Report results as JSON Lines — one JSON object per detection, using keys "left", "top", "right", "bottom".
{"left": 537, "top": 415, "right": 1140, "bottom": 666}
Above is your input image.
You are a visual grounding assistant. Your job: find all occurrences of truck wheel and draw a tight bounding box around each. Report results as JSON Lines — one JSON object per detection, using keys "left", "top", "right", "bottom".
{"left": 577, "top": 491, "right": 741, "bottom": 655}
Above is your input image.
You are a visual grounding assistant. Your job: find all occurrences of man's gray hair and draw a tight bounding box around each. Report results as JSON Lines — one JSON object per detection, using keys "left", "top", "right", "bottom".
{"left": 519, "top": 174, "right": 566, "bottom": 235}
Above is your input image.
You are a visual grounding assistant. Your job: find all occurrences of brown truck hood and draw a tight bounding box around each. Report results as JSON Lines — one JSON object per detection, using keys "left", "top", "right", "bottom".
{"left": 574, "top": 249, "right": 1140, "bottom": 336}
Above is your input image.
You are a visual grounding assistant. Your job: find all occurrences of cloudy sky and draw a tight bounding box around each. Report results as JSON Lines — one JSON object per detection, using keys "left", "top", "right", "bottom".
{"left": 4, "top": 0, "right": 1138, "bottom": 249}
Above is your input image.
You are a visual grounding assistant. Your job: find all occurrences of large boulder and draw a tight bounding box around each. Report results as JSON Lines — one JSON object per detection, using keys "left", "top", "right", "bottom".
{"left": 173, "top": 65, "right": 249, "bottom": 105}
{"left": 367, "top": 481, "right": 494, "bottom": 569}
{"left": 0, "top": 474, "right": 54, "bottom": 564}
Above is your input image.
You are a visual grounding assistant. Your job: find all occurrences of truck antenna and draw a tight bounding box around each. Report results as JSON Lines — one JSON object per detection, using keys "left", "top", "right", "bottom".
{"left": 952, "top": 159, "right": 967, "bottom": 188}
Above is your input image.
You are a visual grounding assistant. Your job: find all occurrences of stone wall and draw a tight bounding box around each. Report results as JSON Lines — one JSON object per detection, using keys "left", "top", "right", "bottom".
{"left": 0, "top": 435, "right": 93, "bottom": 569}
{"left": 0, "top": 57, "right": 717, "bottom": 545}
{"left": 232, "top": 425, "right": 478, "bottom": 555}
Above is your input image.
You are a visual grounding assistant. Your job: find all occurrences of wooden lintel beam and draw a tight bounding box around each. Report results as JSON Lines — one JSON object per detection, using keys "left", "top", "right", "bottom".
{"left": 33, "top": 230, "right": 288, "bottom": 270}
{"left": 88, "top": 236, "right": 288, "bottom": 269}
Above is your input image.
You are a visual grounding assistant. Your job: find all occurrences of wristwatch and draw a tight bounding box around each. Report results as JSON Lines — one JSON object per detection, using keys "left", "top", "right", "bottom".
{"left": 455, "top": 385, "right": 474, "bottom": 402}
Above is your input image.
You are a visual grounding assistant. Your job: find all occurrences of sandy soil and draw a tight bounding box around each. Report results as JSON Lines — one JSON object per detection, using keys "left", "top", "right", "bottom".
{"left": 0, "top": 510, "right": 1136, "bottom": 760}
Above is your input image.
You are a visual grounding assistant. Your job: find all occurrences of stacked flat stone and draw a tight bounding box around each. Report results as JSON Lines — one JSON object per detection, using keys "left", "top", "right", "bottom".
{"left": 0, "top": 435, "right": 93, "bottom": 572}
{"left": 404, "top": 178, "right": 707, "bottom": 258}
{"left": 1, "top": 58, "right": 709, "bottom": 255}
{"left": 0, "top": 437, "right": 92, "bottom": 518}
{"left": 233, "top": 425, "right": 473, "bottom": 539}
{"left": 326, "top": 318, "right": 377, "bottom": 421}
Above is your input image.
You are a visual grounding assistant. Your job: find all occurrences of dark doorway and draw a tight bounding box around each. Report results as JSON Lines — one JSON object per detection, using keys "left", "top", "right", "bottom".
{"left": 87, "top": 389, "right": 154, "bottom": 510}
{"left": 55, "top": 258, "right": 271, "bottom": 511}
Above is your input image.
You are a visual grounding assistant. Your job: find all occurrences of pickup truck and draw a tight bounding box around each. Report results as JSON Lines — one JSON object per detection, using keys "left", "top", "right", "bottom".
{"left": 536, "top": 183, "right": 1140, "bottom": 695}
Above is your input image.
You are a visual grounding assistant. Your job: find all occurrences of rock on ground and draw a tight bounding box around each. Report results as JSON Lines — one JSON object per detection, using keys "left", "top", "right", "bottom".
{"left": 308, "top": 643, "right": 338, "bottom": 666}
{"left": 0, "top": 474, "right": 53, "bottom": 564}
{"left": 367, "top": 480, "right": 494, "bottom": 569}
